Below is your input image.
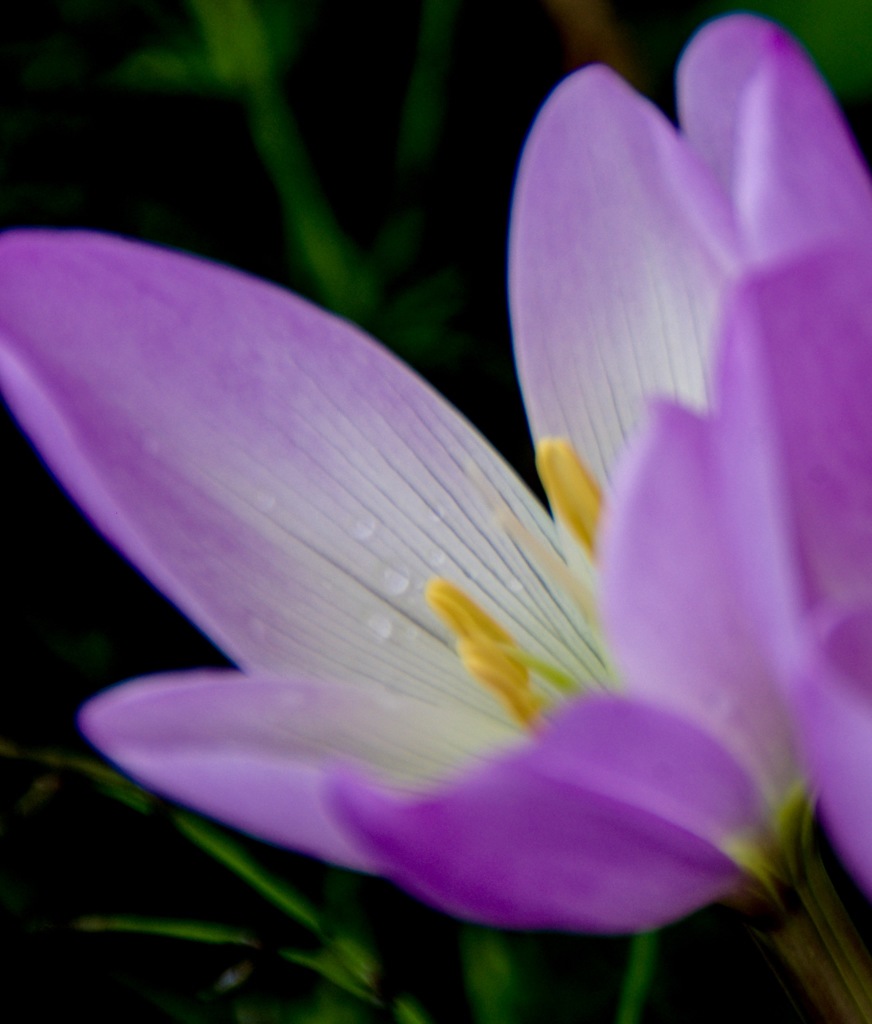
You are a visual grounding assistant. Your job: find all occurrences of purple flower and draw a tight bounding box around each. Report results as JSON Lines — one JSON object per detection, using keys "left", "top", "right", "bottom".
{"left": 1, "top": 14, "right": 871, "bottom": 933}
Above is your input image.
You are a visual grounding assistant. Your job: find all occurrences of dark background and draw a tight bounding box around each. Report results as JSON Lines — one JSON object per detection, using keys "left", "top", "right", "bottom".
{"left": 2, "top": 1, "right": 871, "bottom": 1020}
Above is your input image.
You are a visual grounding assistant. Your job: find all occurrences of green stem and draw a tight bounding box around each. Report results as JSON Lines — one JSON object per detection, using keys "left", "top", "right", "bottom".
{"left": 185, "top": 0, "right": 377, "bottom": 319}
{"left": 243, "top": 75, "right": 377, "bottom": 319}
{"left": 170, "top": 809, "right": 324, "bottom": 936}
{"left": 744, "top": 813, "right": 872, "bottom": 1023}
{"left": 613, "top": 931, "right": 658, "bottom": 1024}
{"left": 71, "top": 914, "right": 259, "bottom": 947}
{"left": 394, "top": 0, "right": 462, "bottom": 185}
{"left": 0, "top": 735, "right": 118, "bottom": 783}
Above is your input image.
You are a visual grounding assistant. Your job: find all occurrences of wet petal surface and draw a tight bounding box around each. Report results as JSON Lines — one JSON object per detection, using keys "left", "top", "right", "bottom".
{"left": 0, "top": 231, "right": 602, "bottom": 717}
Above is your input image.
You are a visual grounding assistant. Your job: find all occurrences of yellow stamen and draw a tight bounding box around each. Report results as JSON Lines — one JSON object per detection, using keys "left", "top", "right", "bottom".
{"left": 536, "top": 438, "right": 602, "bottom": 557}
{"left": 425, "top": 578, "right": 546, "bottom": 729}
{"left": 458, "top": 638, "right": 546, "bottom": 729}
{"left": 425, "top": 578, "right": 515, "bottom": 647}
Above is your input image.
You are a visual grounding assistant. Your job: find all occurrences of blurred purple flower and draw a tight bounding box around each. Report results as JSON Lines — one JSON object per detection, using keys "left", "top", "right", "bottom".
{"left": 2, "top": 15, "right": 872, "bottom": 932}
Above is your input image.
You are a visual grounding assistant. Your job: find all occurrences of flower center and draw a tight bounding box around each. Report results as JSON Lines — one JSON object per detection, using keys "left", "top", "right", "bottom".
{"left": 425, "top": 578, "right": 548, "bottom": 728}
{"left": 427, "top": 437, "right": 607, "bottom": 728}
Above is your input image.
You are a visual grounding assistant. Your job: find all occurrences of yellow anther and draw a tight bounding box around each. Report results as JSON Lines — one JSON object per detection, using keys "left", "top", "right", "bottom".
{"left": 458, "top": 638, "right": 546, "bottom": 729}
{"left": 426, "top": 578, "right": 545, "bottom": 729}
{"left": 425, "top": 578, "right": 515, "bottom": 647}
{"left": 536, "top": 438, "right": 602, "bottom": 557}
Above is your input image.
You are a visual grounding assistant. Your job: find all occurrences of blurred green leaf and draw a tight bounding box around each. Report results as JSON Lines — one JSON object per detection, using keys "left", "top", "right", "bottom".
{"left": 170, "top": 809, "right": 323, "bottom": 936}
{"left": 31, "top": 622, "right": 114, "bottom": 680}
{"left": 92, "top": 776, "right": 158, "bottom": 815}
{"left": 0, "top": 737, "right": 150, "bottom": 804}
{"left": 185, "top": 0, "right": 273, "bottom": 89}
{"left": 280, "top": 939, "right": 381, "bottom": 1006}
{"left": 613, "top": 931, "right": 658, "bottom": 1024}
{"left": 278, "top": 982, "right": 379, "bottom": 1024}
{"left": 395, "top": 0, "right": 463, "bottom": 184}
{"left": 460, "top": 926, "right": 522, "bottom": 1024}
{"left": 71, "top": 913, "right": 260, "bottom": 947}
{"left": 111, "top": 42, "right": 221, "bottom": 97}
{"left": 112, "top": 0, "right": 319, "bottom": 97}
{"left": 375, "top": 268, "right": 467, "bottom": 369}
{"left": 392, "top": 994, "right": 436, "bottom": 1024}
{"left": 116, "top": 972, "right": 235, "bottom": 1024}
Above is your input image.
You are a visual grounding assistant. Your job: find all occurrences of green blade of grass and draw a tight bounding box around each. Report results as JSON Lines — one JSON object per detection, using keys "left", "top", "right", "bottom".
{"left": 170, "top": 809, "right": 323, "bottom": 936}
{"left": 614, "top": 931, "right": 659, "bottom": 1024}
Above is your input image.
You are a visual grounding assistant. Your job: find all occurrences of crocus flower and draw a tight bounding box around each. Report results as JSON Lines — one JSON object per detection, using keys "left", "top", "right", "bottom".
{"left": 1, "top": 14, "right": 871, "bottom": 934}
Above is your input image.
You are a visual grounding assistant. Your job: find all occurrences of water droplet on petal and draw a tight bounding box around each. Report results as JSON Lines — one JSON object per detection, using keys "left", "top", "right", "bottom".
{"left": 427, "top": 548, "right": 447, "bottom": 569}
{"left": 383, "top": 566, "right": 410, "bottom": 596}
{"left": 402, "top": 623, "right": 423, "bottom": 644}
{"left": 507, "top": 577, "right": 523, "bottom": 594}
{"left": 367, "top": 613, "right": 393, "bottom": 641}
{"left": 351, "top": 515, "right": 377, "bottom": 541}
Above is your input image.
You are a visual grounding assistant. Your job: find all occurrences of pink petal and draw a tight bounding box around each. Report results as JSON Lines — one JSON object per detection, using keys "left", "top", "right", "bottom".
{"left": 794, "top": 608, "right": 872, "bottom": 899}
{"left": 714, "top": 247, "right": 872, "bottom": 621}
{"left": 705, "top": 279, "right": 805, "bottom": 676}
{"left": 509, "top": 63, "right": 739, "bottom": 479}
{"left": 600, "top": 399, "right": 796, "bottom": 799}
{"left": 677, "top": 15, "right": 787, "bottom": 194}
{"left": 0, "top": 230, "right": 601, "bottom": 712}
{"left": 79, "top": 668, "right": 519, "bottom": 870}
{"left": 334, "top": 695, "right": 764, "bottom": 933}
{"left": 679, "top": 14, "right": 872, "bottom": 263}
